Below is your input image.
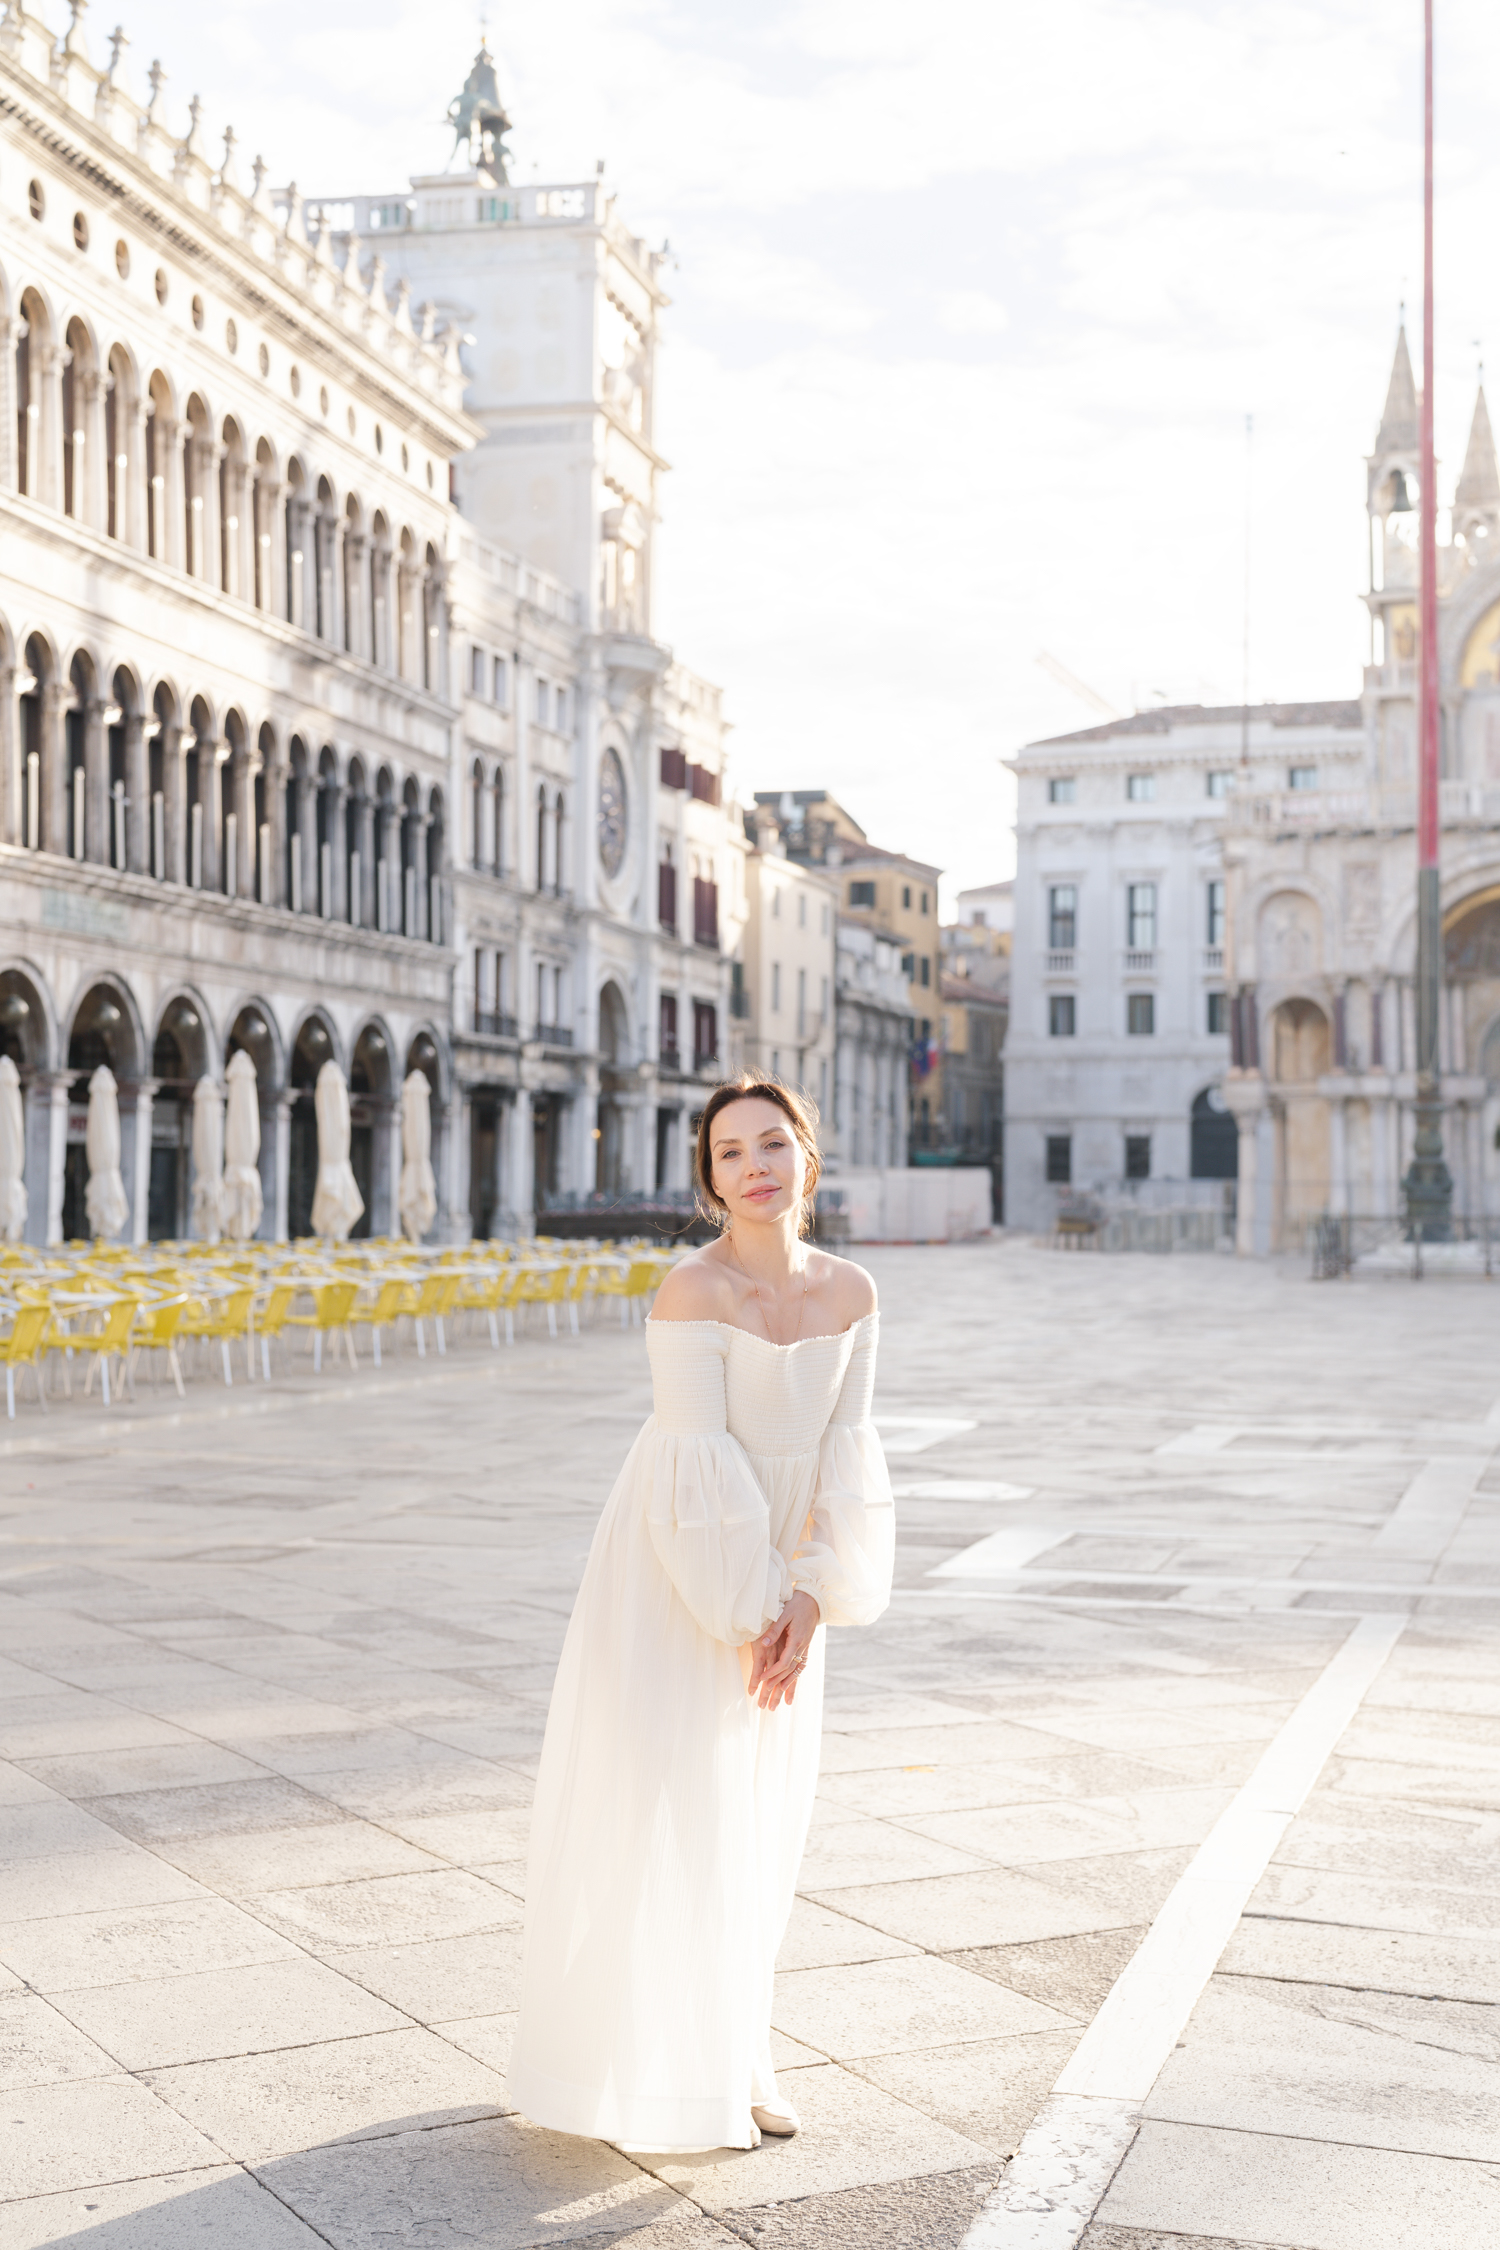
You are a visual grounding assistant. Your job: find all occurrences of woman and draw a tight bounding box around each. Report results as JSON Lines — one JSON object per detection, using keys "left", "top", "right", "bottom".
{"left": 509, "top": 1074, "right": 895, "bottom": 2153}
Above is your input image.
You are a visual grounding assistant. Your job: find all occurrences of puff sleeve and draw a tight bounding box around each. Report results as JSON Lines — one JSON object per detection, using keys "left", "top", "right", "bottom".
{"left": 790, "top": 1315, "right": 895, "bottom": 1629}
{"left": 643, "top": 1322, "right": 793, "bottom": 1646}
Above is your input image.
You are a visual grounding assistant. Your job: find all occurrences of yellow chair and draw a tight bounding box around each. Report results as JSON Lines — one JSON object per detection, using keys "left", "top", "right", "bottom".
{"left": 185, "top": 1287, "right": 257, "bottom": 1387}
{"left": 127, "top": 1296, "right": 188, "bottom": 1397}
{"left": 73, "top": 1298, "right": 140, "bottom": 1405}
{"left": 361, "top": 1275, "right": 416, "bottom": 1366}
{"left": 252, "top": 1283, "right": 299, "bottom": 1379}
{"left": 515, "top": 1261, "right": 571, "bottom": 1339}
{"left": 409, "top": 1270, "right": 462, "bottom": 1357}
{"left": 0, "top": 1303, "right": 51, "bottom": 1418}
{"left": 284, "top": 1280, "right": 360, "bottom": 1372}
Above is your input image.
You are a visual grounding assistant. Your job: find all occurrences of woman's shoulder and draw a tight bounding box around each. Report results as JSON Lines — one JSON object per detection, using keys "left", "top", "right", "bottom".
{"left": 813, "top": 1252, "right": 878, "bottom": 1325}
{"left": 651, "top": 1250, "right": 737, "bottom": 1325}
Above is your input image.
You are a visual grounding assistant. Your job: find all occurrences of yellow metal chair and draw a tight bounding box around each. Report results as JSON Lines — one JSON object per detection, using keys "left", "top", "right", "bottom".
{"left": 515, "top": 1260, "right": 570, "bottom": 1339}
{"left": 252, "top": 1283, "right": 298, "bottom": 1380}
{"left": 362, "top": 1276, "right": 416, "bottom": 1367}
{"left": 127, "top": 1296, "right": 188, "bottom": 1397}
{"left": 0, "top": 1302, "right": 51, "bottom": 1418}
{"left": 284, "top": 1279, "right": 360, "bottom": 1372}
{"left": 74, "top": 1298, "right": 140, "bottom": 1405}
{"left": 184, "top": 1287, "right": 257, "bottom": 1387}
{"left": 410, "top": 1270, "right": 463, "bottom": 1357}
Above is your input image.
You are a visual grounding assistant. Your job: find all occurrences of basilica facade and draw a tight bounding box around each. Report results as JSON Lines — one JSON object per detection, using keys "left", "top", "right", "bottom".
{"left": 0, "top": 15, "right": 743, "bottom": 1243}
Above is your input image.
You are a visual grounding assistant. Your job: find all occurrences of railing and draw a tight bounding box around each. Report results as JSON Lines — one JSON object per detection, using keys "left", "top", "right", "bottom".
{"left": 1310, "top": 1212, "right": 1499, "bottom": 1279}
{"left": 1046, "top": 951, "right": 1074, "bottom": 973}
{"left": 535, "top": 1022, "right": 574, "bottom": 1048}
{"left": 1227, "top": 789, "right": 1367, "bottom": 829}
{"left": 659, "top": 1043, "right": 681, "bottom": 1072}
{"left": 1124, "top": 949, "right": 1155, "bottom": 972}
{"left": 1202, "top": 947, "right": 1224, "bottom": 971}
{"left": 473, "top": 1010, "right": 519, "bottom": 1039}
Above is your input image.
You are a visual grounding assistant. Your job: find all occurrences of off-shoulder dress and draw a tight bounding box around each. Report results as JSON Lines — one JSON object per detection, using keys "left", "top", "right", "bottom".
{"left": 508, "top": 1311, "right": 895, "bottom": 2153}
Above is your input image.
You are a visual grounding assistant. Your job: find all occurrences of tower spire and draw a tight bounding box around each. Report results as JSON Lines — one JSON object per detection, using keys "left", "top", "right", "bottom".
{"left": 1454, "top": 383, "right": 1500, "bottom": 533}
{"left": 1376, "top": 321, "right": 1419, "bottom": 456}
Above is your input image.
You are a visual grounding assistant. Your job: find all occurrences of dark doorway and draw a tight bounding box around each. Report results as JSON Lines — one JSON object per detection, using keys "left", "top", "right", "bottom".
{"left": 532, "top": 1094, "right": 562, "bottom": 1206}
{"left": 471, "top": 1096, "right": 500, "bottom": 1238}
{"left": 1190, "top": 1085, "right": 1238, "bottom": 1179}
{"left": 288, "top": 1017, "right": 334, "bottom": 1237}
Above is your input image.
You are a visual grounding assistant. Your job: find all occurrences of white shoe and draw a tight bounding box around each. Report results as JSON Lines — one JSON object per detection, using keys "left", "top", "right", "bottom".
{"left": 751, "top": 2101, "right": 800, "bottom": 2138}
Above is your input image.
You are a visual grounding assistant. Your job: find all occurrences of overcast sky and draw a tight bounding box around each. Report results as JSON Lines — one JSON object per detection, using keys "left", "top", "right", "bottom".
{"left": 68, "top": 0, "right": 1500, "bottom": 903}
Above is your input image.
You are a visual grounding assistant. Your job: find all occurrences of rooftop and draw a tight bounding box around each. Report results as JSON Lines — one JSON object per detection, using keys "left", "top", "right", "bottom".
{"left": 1029, "top": 699, "right": 1364, "bottom": 750}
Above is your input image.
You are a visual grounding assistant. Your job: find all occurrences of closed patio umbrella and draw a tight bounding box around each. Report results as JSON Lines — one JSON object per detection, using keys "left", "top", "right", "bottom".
{"left": 84, "top": 1065, "right": 129, "bottom": 1241}
{"left": 311, "top": 1058, "right": 364, "bottom": 1241}
{"left": 0, "top": 1056, "right": 26, "bottom": 1244}
{"left": 399, "top": 1069, "right": 438, "bottom": 1244}
{"left": 191, "top": 1075, "right": 225, "bottom": 1244}
{"left": 222, "top": 1051, "right": 264, "bottom": 1241}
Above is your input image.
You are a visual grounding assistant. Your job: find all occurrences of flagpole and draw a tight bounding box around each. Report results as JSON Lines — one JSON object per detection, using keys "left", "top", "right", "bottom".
{"left": 1403, "top": 0, "right": 1453, "bottom": 1242}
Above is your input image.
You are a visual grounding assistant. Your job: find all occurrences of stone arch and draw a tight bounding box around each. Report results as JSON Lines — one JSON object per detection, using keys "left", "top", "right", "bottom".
{"left": 286, "top": 1007, "right": 342, "bottom": 1237}
{"left": 1190, "top": 1084, "right": 1237, "bottom": 1180}
{"left": 1268, "top": 998, "right": 1331, "bottom": 1247}
{"left": 107, "top": 663, "right": 141, "bottom": 873}
{"left": 1257, "top": 889, "right": 1323, "bottom": 980}
{"left": 0, "top": 963, "right": 55, "bottom": 1075}
{"left": 104, "top": 340, "right": 139, "bottom": 542}
{"left": 19, "top": 631, "right": 57, "bottom": 852}
{"left": 62, "top": 974, "right": 145, "bottom": 1243}
{"left": 16, "top": 284, "right": 56, "bottom": 504}
{"left": 144, "top": 369, "right": 174, "bottom": 561}
{"left": 62, "top": 313, "right": 100, "bottom": 523}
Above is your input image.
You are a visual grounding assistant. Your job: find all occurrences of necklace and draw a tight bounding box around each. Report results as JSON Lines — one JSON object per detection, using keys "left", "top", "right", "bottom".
{"left": 727, "top": 1248, "right": 807, "bottom": 1345}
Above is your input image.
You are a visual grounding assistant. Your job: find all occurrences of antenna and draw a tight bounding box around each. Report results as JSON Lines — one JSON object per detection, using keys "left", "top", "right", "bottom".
{"left": 1240, "top": 412, "right": 1253, "bottom": 766}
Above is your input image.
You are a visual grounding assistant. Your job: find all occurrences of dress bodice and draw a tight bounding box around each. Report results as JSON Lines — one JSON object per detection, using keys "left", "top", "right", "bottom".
{"left": 645, "top": 1313, "right": 876, "bottom": 1457}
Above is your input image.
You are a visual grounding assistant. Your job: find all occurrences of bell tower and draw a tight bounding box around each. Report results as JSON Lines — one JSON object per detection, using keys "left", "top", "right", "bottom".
{"left": 1453, "top": 382, "right": 1500, "bottom": 550}
{"left": 1366, "top": 324, "right": 1421, "bottom": 671}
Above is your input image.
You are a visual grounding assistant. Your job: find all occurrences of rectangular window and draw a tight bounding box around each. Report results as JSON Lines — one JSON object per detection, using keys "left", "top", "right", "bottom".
{"left": 1206, "top": 878, "right": 1226, "bottom": 947}
{"left": 693, "top": 1000, "right": 717, "bottom": 1068}
{"left": 493, "top": 656, "right": 509, "bottom": 708}
{"left": 1127, "top": 883, "right": 1157, "bottom": 950}
{"left": 771, "top": 887, "right": 781, "bottom": 918}
{"left": 1049, "top": 776, "right": 1077, "bottom": 804}
{"left": 849, "top": 879, "right": 875, "bottom": 907}
{"left": 1124, "top": 1134, "right": 1151, "bottom": 1180}
{"left": 1288, "top": 764, "right": 1319, "bottom": 791}
{"left": 919, "top": 957, "right": 931, "bottom": 987}
{"left": 902, "top": 950, "right": 916, "bottom": 978}
{"left": 657, "top": 858, "right": 677, "bottom": 931}
{"left": 798, "top": 892, "right": 806, "bottom": 928}
{"left": 1045, "top": 1135, "right": 1072, "bottom": 1184}
{"left": 1205, "top": 769, "right": 1230, "bottom": 798}
{"left": 902, "top": 885, "right": 912, "bottom": 909}
{"left": 693, "top": 877, "right": 719, "bottom": 948}
{"left": 534, "top": 678, "right": 548, "bottom": 726}
{"left": 1048, "top": 994, "right": 1076, "bottom": 1037}
{"left": 1126, "top": 772, "right": 1155, "bottom": 802}
{"left": 659, "top": 992, "right": 678, "bottom": 1062}
{"left": 659, "top": 746, "right": 687, "bottom": 790}
{"left": 469, "top": 645, "right": 485, "bottom": 695}
{"left": 1207, "top": 991, "right": 1228, "bottom": 1035}
{"left": 771, "top": 962, "right": 781, "bottom": 1011}
{"left": 555, "top": 686, "right": 568, "bottom": 734}
{"left": 1127, "top": 992, "right": 1155, "bottom": 1035}
{"left": 1048, "top": 885, "right": 1077, "bottom": 950}
{"left": 797, "top": 967, "right": 806, "bottom": 1036}
{"left": 688, "top": 763, "right": 721, "bottom": 805}
{"left": 920, "top": 890, "right": 929, "bottom": 913}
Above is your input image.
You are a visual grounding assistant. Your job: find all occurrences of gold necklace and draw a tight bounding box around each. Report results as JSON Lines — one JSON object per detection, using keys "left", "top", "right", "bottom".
{"left": 727, "top": 1248, "right": 807, "bottom": 1344}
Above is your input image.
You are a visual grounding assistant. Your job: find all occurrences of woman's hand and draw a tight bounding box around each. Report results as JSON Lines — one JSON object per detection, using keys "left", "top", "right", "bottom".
{"left": 747, "top": 1590, "right": 821, "bottom": 1711}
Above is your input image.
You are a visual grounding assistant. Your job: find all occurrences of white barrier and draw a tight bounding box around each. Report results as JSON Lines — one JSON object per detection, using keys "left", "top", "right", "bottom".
{"left": 821, "top": 1167, "right": 994, "bottom": 1244}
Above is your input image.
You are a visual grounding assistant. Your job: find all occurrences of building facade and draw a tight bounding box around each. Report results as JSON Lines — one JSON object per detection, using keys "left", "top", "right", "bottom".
{"left": 0, "top": 20, "right": 745, "bottom": 1243}
{"left": 832, "top": 920, "right": 910, "bottom": 1170}
{"left": 737, "top": 805, "right": 838, "bottom": 1116}
{"left": 1224, "top": 337, "right": 1500, "bottom": 1247}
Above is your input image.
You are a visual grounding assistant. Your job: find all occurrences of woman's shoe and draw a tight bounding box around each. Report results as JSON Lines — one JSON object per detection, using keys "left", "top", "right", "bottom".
{"left": 751, "top": 2101, "right": 800, "bottom": 2138}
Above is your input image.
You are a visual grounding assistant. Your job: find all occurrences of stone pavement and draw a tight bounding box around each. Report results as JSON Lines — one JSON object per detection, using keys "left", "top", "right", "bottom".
{"left": 0, "top": 1241, "right": 1496, "bottom": 2249}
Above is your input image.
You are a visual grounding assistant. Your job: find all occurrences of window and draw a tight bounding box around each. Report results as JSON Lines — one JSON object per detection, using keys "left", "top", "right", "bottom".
{"left": 493, "top": 656, "right": 509, "bottom": 707}
{"left": 1288, "top": 764, "right": 1318, "bottom": 791}
{"left": 901, "top": 950, "right": 915, "bottom": 979}
{"left": 797, "top": 967, "right": 807, "bottom": 1036}
{"left": 1127, "top": 883, "right": 1157, "bottom": 950}
{"left": 1049, "top": 994, "right": 1076, "bottom": 1037}
{"left": 658, "top": 854, "right": 677, "bottom": 931}
{"left": 693, "top": 875, "right": 719, "bottom": 948}
{"left": 1127, "top": 993, "right": 1155, "bottom": 1035}
{"left": 798, "top": 892, "right": 806, "bottom": 928}
{"left": 1205, "top": 770, "right": 1231, "bottom": 798}
{"left": 534, "top": 677, "right": 549, "bottom": 726}
{"left": 1045, "top": 1135, "right": 1072, "bottom": 1184}
{"left": 660, "top": 746, "right": 687, "bottom": 790}
{"left": 1206, "top": 879, "right": 1226, "bottom": 947}
{"left": 72, "top": 210, "right": 89, "bottom": 250}
{"left": 920, "top": 890, "right": 929, "bottom": 913}
{"left": 1048, "top": 885, "right": 1077, "bottom": 950}
{"left": 1207, "top": 991, "right": 1228, "bottom": 1035}
{"left": 1049, "top": 776, "right": 1076, "bottom": 804}
{"left": 1124, "top": 1135, "right": 1151, "bottom": 1181}
{"left": 470, "top": 645, "right": 485, "bottom": 695}
{"left": 902, "top": 885, "right": 912, "bottom": 909}
{"left": 555, "top": 686, "right": 569, "bottom": 734}
{"left": 659, "top": 992, "right": 679, "bottom": 1061}
{"left": 693, "top": 1000, "right": 717, "bottom": 1068}
{"left": 919, "top": 956, "right": 931, "bottom": 987}
{"left": 772, "top": 963, "right": 781, "bottom": 1011}
{"left": 849, "top": 880, "right": 875, "bottom": 907}
{"left": 27, "top": 179, "right": 43, "bottom": 221}
{"left": 820, "top": 902, "right": 829, "bottom": 934}
{"left": 771, "top": 888, "right": 781, "bottom": 918}
{"left": 1126, "top": 772, "right": 1155, "bottom": 801}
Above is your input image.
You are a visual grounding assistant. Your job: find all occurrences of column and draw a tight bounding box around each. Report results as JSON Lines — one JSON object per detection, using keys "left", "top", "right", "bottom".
{"left": 83, "top": 695, "right": 108, "bottom": 865}
{"left": 45, "top": 1071, "right": 69, "bottom": 1246}
{"left": 82, "top": 369, "right": 108, "bottom": 530}
{"left": 198, "top": 736, "right": 222, "bottom": 893}
{"left": 444, "top": 1085, "right": 467, "bottom": 1241}
{"left": 40, "top": 683, "right": 67, "bottom": 855}
{"left": 492, "top": 1094, "right": 509, "bottom": 1228}
{"left": 264, "top": 743, "right": 288, "bottom": 907}
{"left": 123, "top": 708, "right": 147, "bottom": 871}
{"left": 354, "top": 789, "right": 375, "bottom": 925}
{"left": 291, "top": 767, "right": 313, "bottom": 911}
{"left": 130, "top": 1079, "right": 156, "bottom": 1244}
{"left": 124, "top": 393, "right": 149, "bottom": 551}
{"left": 414, "top": 812, "right": 431, "bottom": 940}
{"left": 345, "top": 531, "right": 368, "bottom": 660}
{"left": 160, "top": 720, "right": 186, "bottom": 884}
{"left": 287, "top": 497, "right": 311, "bottom": 629}
{"left": 272, "top": 1091, "right": 294, "bottom": 1239}
{"left": 329, "top": 777, "right": 349, "bottom": 922}
{"left": 261, "top": 477, "right": 286, "bottom": 617}
{"left": 506, "top": 1086, "right": 534, "bottom": 1232}
{"left": 328, "top": 517, "right": 346, "bottom": 650}
{"left": 233, "top": 747, "right": 255, "bottom": 898}
{"left": 33, "top": 343, "right": 65, "bottom": 511}
{"left": 1327, "top": 1093, "right": 1348, "bottom": 1217}
{"left": 373, "top": 1096, "right": 399, "bottom": 1236}
{"left": 0, "top": 313, "right": 14, "bottom": 494}
{"left": 0, "top": 657, "right": 16, "bottom": 849}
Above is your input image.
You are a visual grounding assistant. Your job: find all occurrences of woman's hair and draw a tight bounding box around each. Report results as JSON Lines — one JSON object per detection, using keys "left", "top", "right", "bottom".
{"left": 695, "top": 1074, "right": 822, "bottom": 1235}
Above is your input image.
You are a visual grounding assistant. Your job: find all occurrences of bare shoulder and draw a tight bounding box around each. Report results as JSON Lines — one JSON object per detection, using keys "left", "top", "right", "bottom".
{"left": 651, "top": 1250, "right": 737, "bottom": 1325}
{"left": 815, "top": 1252, "right": 877, "bottom": 1323}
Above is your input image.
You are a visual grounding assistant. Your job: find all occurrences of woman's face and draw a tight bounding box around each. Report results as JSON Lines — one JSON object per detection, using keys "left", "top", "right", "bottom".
{"left": 709, "top": 1098, "right": 808, "bottom": 1227}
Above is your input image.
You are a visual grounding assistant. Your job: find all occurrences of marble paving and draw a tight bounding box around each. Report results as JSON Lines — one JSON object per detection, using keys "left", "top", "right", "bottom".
{"left": 0, "top": 1242, "right": 1496, "bottom": 2248}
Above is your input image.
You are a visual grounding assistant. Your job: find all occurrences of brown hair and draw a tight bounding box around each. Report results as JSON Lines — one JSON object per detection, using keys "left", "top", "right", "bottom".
{"left": 695, "top": 1074, "right": 822, "bottom": 1235}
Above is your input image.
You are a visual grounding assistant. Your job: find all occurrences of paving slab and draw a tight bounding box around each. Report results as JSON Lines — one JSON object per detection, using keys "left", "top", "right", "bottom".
{"left": 52, "top": 1954, "right": 413, "bottom": 2069}
{"left": 0, "top": 2167, "right": 327, "bottom": 2248}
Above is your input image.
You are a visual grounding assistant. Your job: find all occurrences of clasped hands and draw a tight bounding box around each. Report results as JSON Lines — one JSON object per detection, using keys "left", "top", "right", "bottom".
{"left": 747, "top": 1589, "right": 821, "bottom": 1711}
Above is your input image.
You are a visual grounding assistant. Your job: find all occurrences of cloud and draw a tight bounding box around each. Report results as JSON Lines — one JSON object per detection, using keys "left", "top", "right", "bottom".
{"left": 938, "top": 291, "right": 1007, "bottom": 337}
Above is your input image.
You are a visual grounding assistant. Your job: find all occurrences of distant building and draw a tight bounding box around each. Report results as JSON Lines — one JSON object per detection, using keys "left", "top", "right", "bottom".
{"left": 832, "top": 921, "right": 910, "bottom": 1170}
{"left": 736, "top": 806, "right": 838, "bottom": 1118}
{"left": 955, "top": 880, "right": 1014, "bottom": 940}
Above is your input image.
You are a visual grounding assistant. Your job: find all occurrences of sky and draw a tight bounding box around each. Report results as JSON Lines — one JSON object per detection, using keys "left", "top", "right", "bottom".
{"left": 57, "top": 0, "right": 1500, "bottom": 906}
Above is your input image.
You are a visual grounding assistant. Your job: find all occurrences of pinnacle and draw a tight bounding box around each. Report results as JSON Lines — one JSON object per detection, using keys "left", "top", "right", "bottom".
{"left": 1455, "top": 385, "right": 1500, "bottom": 515}
{"left": 1375, "top": 324, "right": 1419, "bottom": 457}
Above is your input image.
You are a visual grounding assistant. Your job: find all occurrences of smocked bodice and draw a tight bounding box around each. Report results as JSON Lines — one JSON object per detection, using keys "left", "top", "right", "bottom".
{"left": 645, "top": 1313, "right": 877, "bottom": 1457}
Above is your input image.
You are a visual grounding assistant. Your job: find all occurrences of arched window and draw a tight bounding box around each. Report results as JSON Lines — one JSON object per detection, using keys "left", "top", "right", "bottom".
{"left": 315, "top": 476, "right": 336, "bottom": 640}
{"left": 105, "top": 346, "right": 133, "bottom": 541}
{"left": 145, "top": 371, "right": 171, "bottom": 561}
{"left": 493, "top": 763, "right": 505, "bottom": 876}
{"left": 220, "top": 419, "right": 247, "bottom": 597}
{"left": 554, "top": 792, "right": 567, "bottom": 895}
{"left": 63, "top": 317, "right": 94, "bottom": 522}
{"left": 285, "top": 458, "right": 307, "bottom": 627}
{"left": 182, "top": 393, "right": 209, "bottom": 578}
{"left": 16, "top": 289, "right": 51, "bottom": 503}
{"left": 66, "top": 652, "right": 92, "bottom": 861}
{"left": 148, "top": 684, "right": 173, "bottom": 880}
{"left": 19, "top": 635, "right": 51, "bottom": 851}
{"left": 252, "top": 438, "right": 274, "bottom": 611}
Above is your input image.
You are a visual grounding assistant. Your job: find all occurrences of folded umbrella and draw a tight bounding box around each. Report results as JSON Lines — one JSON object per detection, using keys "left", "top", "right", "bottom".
{"left": 310, "top": 1058, "right": 364, "bottom": 1241}
{"left": 398, "top": 1069, "right": 438, "bottom": 1245}
{"left": 191, "top": 1075, "right": 225, "bottom": 1244}
{"left": 222, "top": 1050, "right": 264, "bottom": 1241}
{"left": 0, "top": 1055, "right": 27, "bottom": 1244}
{"left": 84, "top": 1065, "right": 129, "bottom": 1241}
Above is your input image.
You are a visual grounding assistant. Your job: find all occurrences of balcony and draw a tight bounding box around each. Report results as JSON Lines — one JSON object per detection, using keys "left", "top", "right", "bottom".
{"left": 534, "top": 1022, "right": 574, "bottom": 1049}
{"left": 1202, "top": 947, "right": 1224, "bottom": 972}
{"left": 473, "top": 1010, "right": 519, "bottom": 1040}
{"left": 659, "top": 1042, "right": 681, "bottom": 1073}
{"left": 1046, "top": 951, "right": 1075, "bottom": 974}
{"left": 1124, "top": 949, "right": 1155, "bottom": 972}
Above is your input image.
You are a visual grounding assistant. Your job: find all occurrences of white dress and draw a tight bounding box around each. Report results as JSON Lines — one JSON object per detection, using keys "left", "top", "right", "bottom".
{"left": 509, "top": 1312, "right": 895, "bottom": 2153}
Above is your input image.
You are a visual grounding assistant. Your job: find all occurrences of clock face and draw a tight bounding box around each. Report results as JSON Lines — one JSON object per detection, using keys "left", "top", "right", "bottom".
{"left": 598, "top": 747, "right": 627, "bottom": 879}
